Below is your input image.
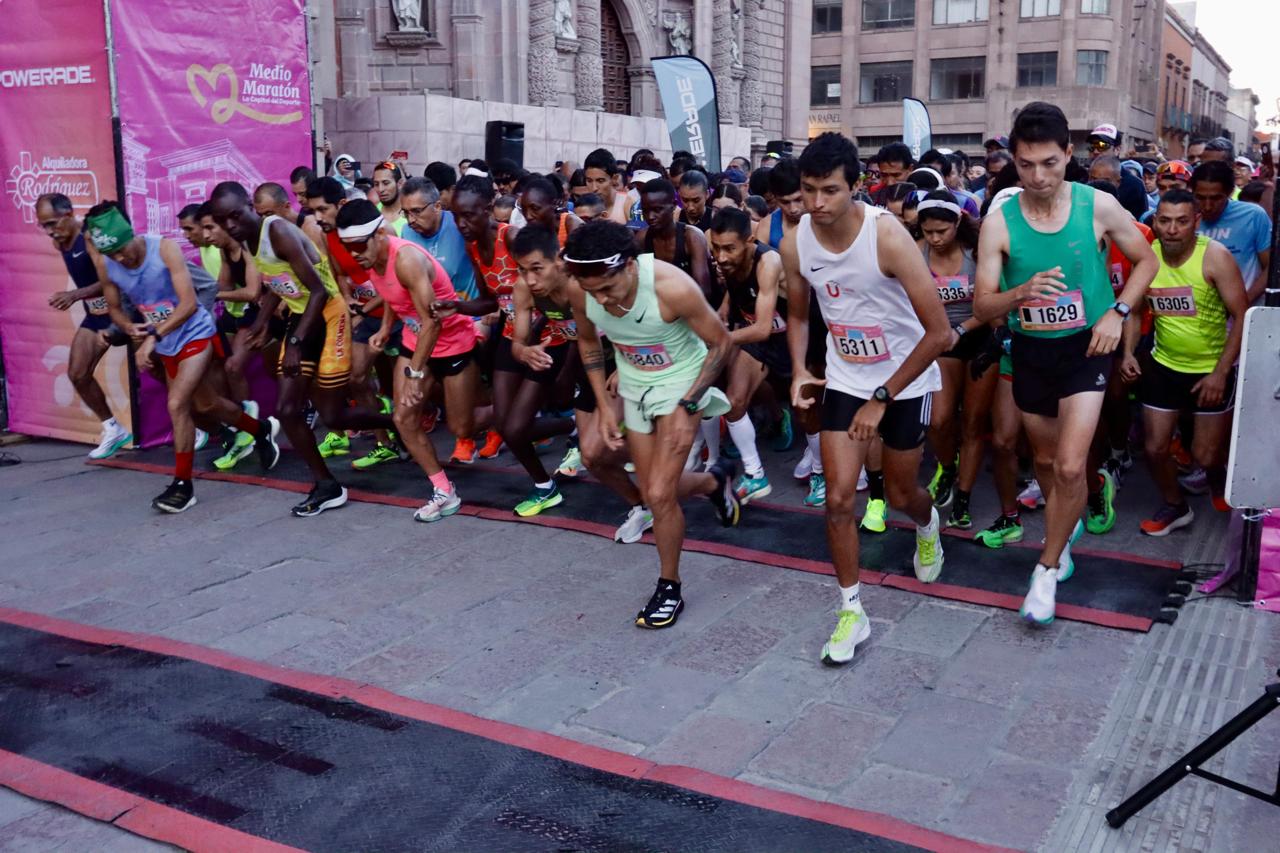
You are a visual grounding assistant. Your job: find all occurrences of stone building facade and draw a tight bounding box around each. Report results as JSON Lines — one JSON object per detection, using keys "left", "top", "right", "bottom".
{"left": 310, "top": 0, "right": 810, "bottom": 168}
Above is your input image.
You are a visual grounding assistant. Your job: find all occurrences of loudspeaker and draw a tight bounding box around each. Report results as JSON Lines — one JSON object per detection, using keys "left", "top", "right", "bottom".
{"left": 485, "top": 121, "right": 525, "bottom": 170}
{"left": 765, "top": 139, "right": 794, "bottom": 157}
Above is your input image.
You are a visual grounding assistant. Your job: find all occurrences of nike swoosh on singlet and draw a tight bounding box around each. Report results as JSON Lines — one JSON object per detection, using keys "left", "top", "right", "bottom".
{"left": 633, "top": 309, "right": 646, "bottom": 323}
{"left": 72, "top": 251, "right": 85, "bottom": 258}
{"left": 810, "top": 264, "right": 825, "bottom": 272}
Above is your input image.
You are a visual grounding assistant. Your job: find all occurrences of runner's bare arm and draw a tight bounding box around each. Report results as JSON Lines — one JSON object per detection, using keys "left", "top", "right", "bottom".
{"left": 731, "top": 251, "right": 783, "bottom": 346}
{"left": 1204, "top": 240, "right": 1248, "bottom": 378}
{"left": 218, "top": 248, "right": 262, "bottom": 302}
{"left": 88, "top": 248, "right": 136, "bottom": 335}
{"left": 658, "top": 264, "right": 733, "bottom": 404}
{"left": 269, "top": 219, "right": 329, "bottom": 341}
{"left": 973, "top": 209, "right": 1066, "bottom": 323}
{"left": 156, "top": 239, "right": 198, "bottom": 338}
{"left": 397, "top": 248, "right": 440, "bottom": 374}
{"left": 875, "top": 215, "right": 951, "bottom": 396}
{"left": 1246, "top": 248, "right": 1270, "bottom": 304}
{"left": 569, "top": 282, "right": 622, "bottom": 449}
{"left": 509, "top": 275, "right": 551, "bottom": 369}
{"left": 1099, "top": 192, "right": 1158, "bottom": 311}
{"left": 686, "top": 227, "right": 715, "bottom": 302}
{"left": 780, "top": 227, "right": 824, "bottom": 408}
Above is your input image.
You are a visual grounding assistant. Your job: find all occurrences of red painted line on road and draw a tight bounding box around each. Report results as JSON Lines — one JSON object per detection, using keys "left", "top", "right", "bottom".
{"left": 878, "top": 577, "right": 1154, "bottom": 631}
{"left": 0, "top": 606, "right": 1013, "bottom": 853}
{"left": 0, "top": 748, "right": 301, "bottom": 853}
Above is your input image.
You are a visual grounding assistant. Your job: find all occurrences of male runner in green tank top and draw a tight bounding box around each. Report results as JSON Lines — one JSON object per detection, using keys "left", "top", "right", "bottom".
{"left": 566, "top": 220, "right": 742, "bottom": 629}
{"left": 975, "top": 102, "right": 1157, "bottom": 626}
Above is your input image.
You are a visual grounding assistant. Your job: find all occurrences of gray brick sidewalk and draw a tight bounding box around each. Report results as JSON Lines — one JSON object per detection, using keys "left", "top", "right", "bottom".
{"left": 1, "top": 440, "right": 1277, "bottom": 851}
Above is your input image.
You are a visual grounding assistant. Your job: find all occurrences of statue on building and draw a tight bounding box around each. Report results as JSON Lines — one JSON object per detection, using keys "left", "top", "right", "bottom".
{"left": 392, "top": 0, "right": 422, "bottom": 31}
{"left": 664, "top": 12, "right": 692, "bottom": 55}
{"left": 554, "top": 0, "right": 577, "bottom": 39}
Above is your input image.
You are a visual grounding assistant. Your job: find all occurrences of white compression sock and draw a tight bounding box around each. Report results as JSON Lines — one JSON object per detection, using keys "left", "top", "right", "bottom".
{"left": 839, "top": 582, "right": 863, "bottom": 611}
{"left": 727, "top": 415, "right": 763, "bottom": 478}
{"left": 806, "top": 432, "right": 823, "bottom": 474}
{"left": 700, "top": 417, "right": 722, "bottom": 465}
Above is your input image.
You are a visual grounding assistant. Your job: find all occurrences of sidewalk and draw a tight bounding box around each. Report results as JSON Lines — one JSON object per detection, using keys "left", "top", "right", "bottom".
{"left": 0, "top": 439, "right": 1276, "bottom": 851}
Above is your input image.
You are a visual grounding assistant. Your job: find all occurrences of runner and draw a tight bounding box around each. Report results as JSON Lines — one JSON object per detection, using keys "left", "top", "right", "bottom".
{"left": 35, "top": 193, "right": 133, "bottom": 459}
{"left": 571, "top": 193, "right": 606, "bottom": 223}
{"left": 566, "top": 220, "right": 741, "bottom": 628}
{"left": 582, "top": 148, "right": 630, "bottom": 224}
{"left": 517, "top": 176, "right": 583, "bottom": 247}
{"left": 1120, "top": 189, "right": 1247, "bottom": 533}
{"left": 973, "top": 102, "right": 1158, "bottom": 626}
{"left": 915, "top": 190, "right": 997, "bottom": 530}
{"left": 1190, "top": 161, "right": 1271, "bottom": 304}
{"left": 677, "top": 170, "right": 713, "bottom": 230}
{"left": 336, "top": 200, "right": 478, "bottom": 521}
{"left": 400, "top": 176, "right": 479, "bottom": 301}
{"left": 783, "top": 132, "right": 949, "bottom": 666}
{"left": 210, "top": 181, "right": 395, "bottom": 517}
{"left": 708, "top": 207, "right": 789, "bottom": 503}
{"left": 371, "top": 161, "right": 408, "bottom": 235}
{"left": 752, "top": 159, "right": 804, "bottom": 250}
{"left": 304, "top": 176, "right": 400, "bottom": 468}
{"left": 83, "top": 202, "right": 279, "bottom": 512}
{"left": 253, "top": 182, "right": 326, "bottom": 250}
{"left": 635, "top": 179, "right": 713, "bottom": 301}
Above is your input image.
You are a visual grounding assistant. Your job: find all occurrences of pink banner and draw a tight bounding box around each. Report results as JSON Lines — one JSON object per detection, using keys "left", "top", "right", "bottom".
{"left": 111, "top": 0, "right": 313, "bottom": 444}
{"left": 0, "top": 0, "right": 130, "bottom": 443}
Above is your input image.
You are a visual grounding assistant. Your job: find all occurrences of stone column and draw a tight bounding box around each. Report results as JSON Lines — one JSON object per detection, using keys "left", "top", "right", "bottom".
{"left": 712, "top": 0, "right": 738, "bottom": 124}
{"left": 451, "top": 0, "right": 485, "bottom": 100}
{"left": 575, "top": 0, "right": 604, "bottom": 111}
{"left": 739, "top": 0, "right": 764, "bottom": 132}
{"left": 528, "top": 0, "right": 559, "bottom": 105}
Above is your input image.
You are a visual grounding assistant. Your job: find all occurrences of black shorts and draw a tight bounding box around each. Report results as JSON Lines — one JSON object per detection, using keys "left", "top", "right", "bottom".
{"left": 1141, "top": 358, "right": 1235, "bottom": 414}
{"left": 79, "top": 312, "right": 114, "bottom": 333}
{"left": 493, "top": 335, "right": 572, "bottom": 386}
{"left": 352, "top": 313, "right": 404, "bottom": 349}
{"left": 1010, "top": 329, "right": 1111, "bottom": 417}
{"left": 806, "top": 298, "right": 826, "bottom": 368}
{"left": 820, "top": 388, "right": 932, "bottom": 451}
{"left": 401, "top": 345, "right": 475, "bottom": 380}
{"left": 740, "top": 333, "right": 793, "bottom": 378}
{"left": 940, "top": 325, "right": 992, "bottom": 362}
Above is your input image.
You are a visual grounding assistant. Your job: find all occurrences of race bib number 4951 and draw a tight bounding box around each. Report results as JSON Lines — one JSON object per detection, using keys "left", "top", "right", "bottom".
{"left": 830, "top": 323, "right": 890, "bottom": 363}
{"left": 615, "top": 342, "right": 672, "bottom": 372}
{"left": 264, "top": 273, "right": 303, "bottom": 298}
{"left": 1019, "top": 290, "right": 1085, "bottom": 332}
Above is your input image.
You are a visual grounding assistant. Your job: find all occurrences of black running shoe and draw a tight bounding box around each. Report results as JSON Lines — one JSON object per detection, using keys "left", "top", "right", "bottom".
{"left": 932, "top": 466, "right": 957, "bottom": 509}
{"left": 707, "top": 459, "right": 742, "bottom": 527}
{"left": 255, "top": 416, "right": 281, "bottom": 471}
{"left": 292, "top": 479, "right": 348, "bottom": 517}
{"left": 636, "top": 580, "right": 684, "bottom": 629}
{"left": 152, "top": 478, "right": 196, "bottom": 514}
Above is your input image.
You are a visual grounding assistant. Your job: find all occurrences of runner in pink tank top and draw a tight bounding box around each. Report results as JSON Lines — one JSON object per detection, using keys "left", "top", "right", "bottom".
{"left": 369, "top": 236, "right": 474, "bottom": 358}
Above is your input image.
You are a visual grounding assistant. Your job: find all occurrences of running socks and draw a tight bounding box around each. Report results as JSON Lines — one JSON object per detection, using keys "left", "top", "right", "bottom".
{"left": 727, "top": 415, "right": 763, "bottom": 478}
{"left": 235, "top": 412, "right": 264, "bottom": 437}
{"left": 175, "top": 450, "right": 194, "bottom": 481}
{"left": 429, "top": 470, "right": 451, "bottom": 492}
{"left": 699, "top": 418, "right": 721, "bottom": 464}
{"left": 867, "top": 469, "right": 884, "bottom": 501}
{"left": 839, "top": 582, "right": 862, "bottom": 611}
{"left": 806, "top": 432, "right": 824, "bottom": 474}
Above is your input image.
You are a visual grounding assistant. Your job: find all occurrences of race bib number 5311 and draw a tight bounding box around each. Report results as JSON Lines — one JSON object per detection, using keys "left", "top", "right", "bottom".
{"left": 830, "top": 323, "right": 890, "bottom": 363}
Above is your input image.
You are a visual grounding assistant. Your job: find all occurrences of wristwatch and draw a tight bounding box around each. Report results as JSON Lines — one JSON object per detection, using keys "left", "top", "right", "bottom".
{"left": 952, "top": 323, "right": 967, "bottom": 339}
{"left": 872, "top": 385, "right": 893, "bottom": 404}
{"left": 677, "top": 397, "right": 700, "bottom": 415}
{"left": 147, "top": 325, "right": 163, "bottom": 341}
{"left": 287, "top": 335, "right": 301, "bottom": 347}
{"left": 404, "top": 365, "right": 426, "bottom": 379}
{"left": 1110, "top": 300, "right": 1131, "bottom": 320}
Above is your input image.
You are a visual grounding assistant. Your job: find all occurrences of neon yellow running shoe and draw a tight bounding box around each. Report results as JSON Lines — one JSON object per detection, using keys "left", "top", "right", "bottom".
{"left": 860, "top": 498, "right": 887, "bottom": 533}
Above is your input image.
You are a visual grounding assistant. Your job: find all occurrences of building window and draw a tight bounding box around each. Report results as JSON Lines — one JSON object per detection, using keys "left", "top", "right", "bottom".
{"left": 862, "top": 0, "right": 914, "bottom": 30}
{"left": 860, "top": 61, "right": 913, "bottom": 103}
{"left": 1080, "top": 0, "right": 1109, "bottom": 13}
{"left": 1019, "top": 0, "right": 1060, "bottom": 17}
{"left": 933, "top": 0, "right": 989, "bottom": 25}
{"left": 813, "top": 0, "right": 843, "bottom": 34}
{"left": 1077, "top": 50, "right": 1108, "bottom": 86}
{"left": 1016, "top": 52, "right": 1058, "bottom": 87}
{"left": 932, "top": 133, "right": 984, "bottom": 148}
{"left": 811, "top": 65, "right": 842, "bottom": 106}
{"left": 930, "top": 56, "right": 985, "bottom": 100}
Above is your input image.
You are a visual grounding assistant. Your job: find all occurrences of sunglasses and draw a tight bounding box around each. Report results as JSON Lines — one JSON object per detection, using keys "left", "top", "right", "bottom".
{"left": 1088, "top": 140, "right": 1114, "bottom": 152}
{"left": 340, "top": 238, "right": 372, "bottom": 253}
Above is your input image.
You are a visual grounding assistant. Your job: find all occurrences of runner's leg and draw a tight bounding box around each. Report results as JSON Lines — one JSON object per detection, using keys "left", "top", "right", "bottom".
{"left": 68, "top": 326, "right": 114, "bottom": 421}
{"left": 1023, "top": 390, "right": 1103, "bottom": 568}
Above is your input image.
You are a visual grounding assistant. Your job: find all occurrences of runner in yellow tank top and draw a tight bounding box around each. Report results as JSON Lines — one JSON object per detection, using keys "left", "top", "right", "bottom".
{"left": 1117, "top": 189, "right": 1247, "bottom": 537}
{"left": 211, "top": 181, "right": 396, "bottom": 518}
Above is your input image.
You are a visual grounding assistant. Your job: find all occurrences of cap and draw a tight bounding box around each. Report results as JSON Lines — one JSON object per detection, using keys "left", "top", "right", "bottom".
{"left": 1142, "top": 161, "right": 1158, "bottom": 175}
{"left": 1156, "top": 160, "right": 1192, "bottom": 180}
{"left": 1088, "top": 124, "right": 1120, "bottom": 144}
{"left": 723, "top": 167, "right": 749, "bottom": 183}
{"left": 1234, "top": 156, "right": 1255, "bottom": 171}
{"left": 983, "top": 135, "right": 1009, "bottom": 149}
{"left": 762, "top": 151, "right": 781, "bottom": 161}
{"left": 628, "top": 169, "right": 661, "bottom": 185}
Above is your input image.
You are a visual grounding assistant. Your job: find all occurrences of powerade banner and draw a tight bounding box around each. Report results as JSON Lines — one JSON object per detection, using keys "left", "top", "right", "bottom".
{"left": 652, "top": 56, "right": 722, "bottom": 171}
{"left": 111, "top": 0, "right": 311, "bottom": 445}
{"left": 903, "top": 98, "right": 932, "bottom": 161}
{"left": 0, "top": 0, "right": 131, "bottom": 443}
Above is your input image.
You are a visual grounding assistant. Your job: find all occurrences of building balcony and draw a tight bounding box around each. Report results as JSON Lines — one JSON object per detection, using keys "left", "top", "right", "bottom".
{"left": 1163, "top": 106, "right": 1192, "bottom": 132}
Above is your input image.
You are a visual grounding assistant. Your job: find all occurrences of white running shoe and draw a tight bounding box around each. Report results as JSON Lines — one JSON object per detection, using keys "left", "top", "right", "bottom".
{"left": 793, "top": 446, "right": 814, "bottom": 479}
{"left": 414, "top": 486, "right": 461, "bottom": 522}
{"left": 1021, "top": 564, "right": 1058, "bottom": 626}
{"left": 614, "top": 505, "right": 654, "bottom": 543}
{"left": 194, "top": 429, "right": 209, "bottom": 451}
{"left": 913, "top": 507, "right": 945, "bottom": 583}
{"left": 684, "top": 433, "right": 706, "bottom": 473}
{"left": 88, "top": 422, "right": 132, "bottom": 460}
{"left": 821, "top": 608, "right": 871, "bottom": 666}
{"left": 1018, "top": 479, "right": 1046, "bottom": 510}
{"left": 857, "top": 466, "right": 869, "bottom": 492}
{"left": 242, "top": 399, "right": 260, "bottom": 421}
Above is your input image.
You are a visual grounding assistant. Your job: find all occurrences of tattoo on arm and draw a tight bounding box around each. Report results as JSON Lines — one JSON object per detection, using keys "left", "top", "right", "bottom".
{"left": 583, "top": 350, "right": 607, "bottom": 373}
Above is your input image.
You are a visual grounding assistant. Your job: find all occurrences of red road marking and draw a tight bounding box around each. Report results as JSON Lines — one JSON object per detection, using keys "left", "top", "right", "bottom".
{"left": 0, "top": 606, "right": 1018, "bottom": 853}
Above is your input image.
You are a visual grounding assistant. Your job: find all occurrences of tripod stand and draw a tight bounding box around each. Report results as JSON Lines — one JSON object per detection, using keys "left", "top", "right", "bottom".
{"left": 1107, "top": 671, "right": 1280, "bottom": 828}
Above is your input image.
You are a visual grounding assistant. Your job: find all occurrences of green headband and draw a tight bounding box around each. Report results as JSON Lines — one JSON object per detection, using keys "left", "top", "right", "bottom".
{"left": 85, "top": 206, "right": 134, "bottom": 255}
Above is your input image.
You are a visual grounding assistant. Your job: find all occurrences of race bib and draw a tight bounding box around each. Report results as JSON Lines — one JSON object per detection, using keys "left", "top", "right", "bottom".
{"left": 497, "top": 293, "right": 515, "bottom": 316}
{"left": 615, "top": 342, "right": 672, "bottom": 372}
{"left": 85, "top": 295, "right": 110, "bottom": 315}
{"left": 935, "top": 274, "right": 973, "bottom": 304}
{"left": 1109, "top": 262, "right": 1125, "bottom": 294}
{"left": 770, "top": 313, "right": 787, "bottom": 334}
{"left": 264, "top": 273, "right": 303, "bottom": 298}
{"left": 402, "top": 315, "right": 422, "bottom": 333}
{"left": 138, "top": 301, "right": 174, "bottom": 326}
{"left": 1019, "top": 290, "right": 1086, "bottom": 332}
{"left": 1148, "top": 286, "right": 1197, "bottom": 317}
{"left": 830, "top": 323, "right": 890, "bottom": 364}
{"left": 353, "top": 282, "right": 377, "bottom": 303}
{"left": 556, "top": 318, "right": 579, "bottom": 340}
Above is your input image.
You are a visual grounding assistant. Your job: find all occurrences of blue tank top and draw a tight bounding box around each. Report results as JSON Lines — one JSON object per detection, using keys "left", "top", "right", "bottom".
{"left": 104, "top": 236, "right": 216, "bottom": 356}
{"left": 768, "top": 209, "right": 784, "bottom": 249}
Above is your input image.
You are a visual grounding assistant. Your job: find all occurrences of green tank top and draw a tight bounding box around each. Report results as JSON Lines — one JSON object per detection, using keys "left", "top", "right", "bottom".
{"left": 1150, "top": 236, "right": 1227, "bottom": 374}
{"left": 584, "top": 254, "right": 706, "bottom": 393}
{"left": 253, "top": 215, "right": 340, "bottom": 314}
{"left": 1001, "top": 183, "right": 1111, "bottom": 338}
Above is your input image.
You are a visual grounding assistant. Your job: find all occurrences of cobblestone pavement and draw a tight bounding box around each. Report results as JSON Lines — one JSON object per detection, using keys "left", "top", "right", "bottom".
{"left": 1, "top": 439, "right": 1277, "bottom": 851}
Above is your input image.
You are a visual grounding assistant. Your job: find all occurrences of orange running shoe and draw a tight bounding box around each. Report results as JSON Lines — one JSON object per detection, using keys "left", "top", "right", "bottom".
{"left": 1169, "top": 433, "right": 1192, "bottom": 474}
{"left": 1212, "top": 495, "right": 1231, "bottom": 512}
{"left": 450, "top": 437, "right": 477, "bottom": 464}
{"left": 478, "top": 430, "right": 503, "bottom": 459}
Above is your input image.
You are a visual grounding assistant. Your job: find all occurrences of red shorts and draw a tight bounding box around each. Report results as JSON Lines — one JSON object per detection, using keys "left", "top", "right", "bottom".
{"left": 159, "top": 335, "right": 225, "bottom": 379}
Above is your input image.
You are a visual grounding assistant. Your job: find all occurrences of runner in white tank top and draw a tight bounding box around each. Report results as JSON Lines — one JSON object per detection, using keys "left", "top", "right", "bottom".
{"left": 781, "top": 133, "right": 951, "bottom": 668}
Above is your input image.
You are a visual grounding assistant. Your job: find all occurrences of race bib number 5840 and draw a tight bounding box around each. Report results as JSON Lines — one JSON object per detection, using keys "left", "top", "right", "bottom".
{"left": 615, "top": 342, "right": 672, "bottom": 371}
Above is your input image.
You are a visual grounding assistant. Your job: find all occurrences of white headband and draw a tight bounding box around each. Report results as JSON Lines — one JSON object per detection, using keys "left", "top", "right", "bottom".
{"left": 337, "top": 215, "right": 384, "bottom": 241}
{"left": 464, "top": 167, "right": 489, "bottom": 178}
{"left": 917, "top": 199, "right": 963, "bottom": 216}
